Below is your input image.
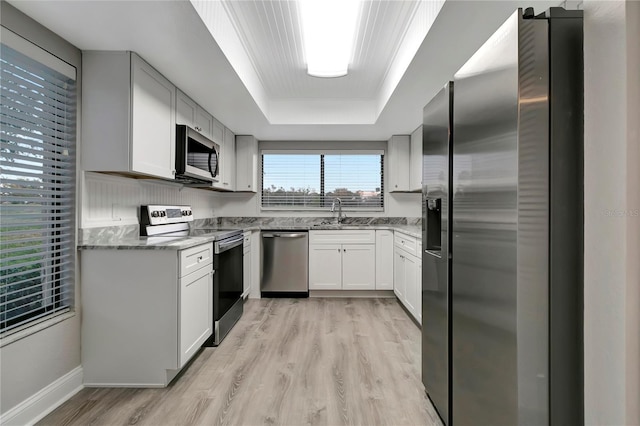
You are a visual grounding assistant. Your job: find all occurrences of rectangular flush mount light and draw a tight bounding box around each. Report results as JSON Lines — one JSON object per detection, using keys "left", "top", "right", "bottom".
{"left": 299, "top": 0, "right": 360, "bottom": 78}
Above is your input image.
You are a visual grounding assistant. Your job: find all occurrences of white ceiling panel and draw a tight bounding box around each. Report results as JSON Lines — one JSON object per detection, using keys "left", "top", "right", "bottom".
{"left": 221, "top": 0, "right": 421, "bottom": 100}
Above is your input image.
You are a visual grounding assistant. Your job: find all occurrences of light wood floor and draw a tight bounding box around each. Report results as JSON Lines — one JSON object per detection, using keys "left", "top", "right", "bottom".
{"left": 39, "top": 298, "right": 442, "bottom": 426}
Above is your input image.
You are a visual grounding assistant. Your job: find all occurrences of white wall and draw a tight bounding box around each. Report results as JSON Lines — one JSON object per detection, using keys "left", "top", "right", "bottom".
{"left": 216, "top": 139, "right": 422, "bottom": 218}
{"left": 80, "top": 172, "right": 220, "bottom": 228}
{"left": 0, "top": 2, "right": 83, "bottom": 418}
{"left": 583, "top": 1, "right": 640, "bottom": 424}
{"left": 623, "top": 1, "right": 639, "bottom": 423}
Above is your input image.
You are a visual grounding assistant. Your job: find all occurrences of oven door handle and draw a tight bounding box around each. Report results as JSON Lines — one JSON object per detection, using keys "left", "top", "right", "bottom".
{"left": 215, "top": 236, "right": 244, "bottom": 253}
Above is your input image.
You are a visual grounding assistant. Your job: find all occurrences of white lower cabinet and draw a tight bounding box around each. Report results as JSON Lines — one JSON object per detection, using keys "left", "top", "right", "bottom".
{"left": 402, "top": 253, "right": 419, "bottom": 315}
{"left": 375, "top": 230, "right": 394, "bottom": 290}
{"left": 394, "top": 249, "right": 406, "bottom": 300}
{"left": 309, "top": 231, "right": 375, "bottom": 290}
{"left": 341, "top": 245, "right": 376, "bottom": 290}
{"left": 179, "top": 264, "right": 213, "bottom": 367}
{"left": 309, "top": 244, "right": 343, "bottom": 289}
{"left": 417, "top": 262, "right": 422, "bottom": 324}
{"left": 243, "top": 231, "right": 251, "bottom": 297}
{"left": 81, "top": 243, "right": 213, "bottom": 386}
{"left": 249, "top": 231, "right": 261, "bottom": 299}
{"left": 394, "top": 231, "right": 422, "bottom": 324}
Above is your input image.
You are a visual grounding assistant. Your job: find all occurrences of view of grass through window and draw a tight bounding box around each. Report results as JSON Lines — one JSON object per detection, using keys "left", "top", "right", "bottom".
{"left": 261, "top": 153, "right": 383, "bottom": 209}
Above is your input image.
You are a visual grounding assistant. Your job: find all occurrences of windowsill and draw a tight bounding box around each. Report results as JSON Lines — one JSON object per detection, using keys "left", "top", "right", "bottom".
{"left": 0, "top": 311, "right": 76, "bottom": 348}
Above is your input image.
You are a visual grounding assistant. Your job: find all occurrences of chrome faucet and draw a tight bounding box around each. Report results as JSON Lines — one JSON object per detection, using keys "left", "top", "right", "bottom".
{"left": 331, "top": 197, "right": 344, "bottom": 223}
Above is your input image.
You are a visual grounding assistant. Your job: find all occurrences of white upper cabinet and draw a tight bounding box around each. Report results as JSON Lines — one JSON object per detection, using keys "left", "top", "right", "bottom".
{"left": 176, "top": 89, "right": 214, "bottom": 141}
{"left": 212, "top": 117, "right": 225, "bottom": 145}
{"left": 235, "top": 135, "right": 258, "bottom": 192}
{"left": 214, "top": 126, "right": 236, "bottom": 191}
{"left": 83, "top": 51, "right": 176, "bottom": 180}
{"left": 176, "top": 90, "right": 197, "bottom": 129}
{"left": 410, "top": 125, "right": 423, "bottom": 192}
{"left": 388, "top": 129, "right": 422, "bottom": 193}
{"left": 195, "top": 109, "right": 214, "bottom": 140}
{"left": 388, "top": 135, "right": 410, "bottom": 192}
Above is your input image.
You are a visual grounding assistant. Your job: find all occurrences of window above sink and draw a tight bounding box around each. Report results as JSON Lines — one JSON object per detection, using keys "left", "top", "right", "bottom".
{"left": 261, "top": 150, "right": 384, "bottom": 212}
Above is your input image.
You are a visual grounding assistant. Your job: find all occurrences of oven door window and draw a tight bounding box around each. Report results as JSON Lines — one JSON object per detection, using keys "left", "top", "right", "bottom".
{"left": 187, "top": 137, "right": 218, "bottom": 178}
{"left": 213, "top": 244, "right": 243, "bottom": 321}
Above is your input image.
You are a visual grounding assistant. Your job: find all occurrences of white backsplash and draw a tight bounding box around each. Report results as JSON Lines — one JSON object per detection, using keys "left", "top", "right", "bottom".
{"left": 81, "top": 172, "right": 219, "bottom": 228}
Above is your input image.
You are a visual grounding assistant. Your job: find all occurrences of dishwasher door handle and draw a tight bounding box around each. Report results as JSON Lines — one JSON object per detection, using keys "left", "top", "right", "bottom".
{"left": 262, "top": 233, "right": 307, "bottom": 238}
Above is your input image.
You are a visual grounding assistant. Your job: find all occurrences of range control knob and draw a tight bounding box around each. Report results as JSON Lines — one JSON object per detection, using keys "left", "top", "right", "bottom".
{"left": 159, "top": 211, "right": 166, "bottom": 217}
{"left": 151, "top": 211, "right": 159, "bottom": 218}
{"left": 187, "top": 211, "right": 192, "bottom": 216}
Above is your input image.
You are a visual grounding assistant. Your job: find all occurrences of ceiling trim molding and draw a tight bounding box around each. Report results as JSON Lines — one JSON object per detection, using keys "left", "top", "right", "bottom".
{"left": 191, "top": 0, "right": 444, "bottom": 126}
{"left": 375, "top": 0, "right": 446, "bottom": 116}
{"left": 189, "top": 0, "right": 271, "bottom": 117}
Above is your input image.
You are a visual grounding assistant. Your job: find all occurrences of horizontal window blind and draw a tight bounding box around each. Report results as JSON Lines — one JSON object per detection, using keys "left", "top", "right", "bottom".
{"left": 261, "top": 153, "right": 383, "bottom": 209}
{"left": 1, "top": 38, "right": 77, "bottom": 334}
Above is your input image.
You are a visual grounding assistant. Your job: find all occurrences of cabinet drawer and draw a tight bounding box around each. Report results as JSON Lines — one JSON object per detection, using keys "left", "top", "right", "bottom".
{"left": 180, "top": 243, "right": 213, "bottom": 277}
{"left": 394, "top": 232, "right": 417, "bottom": 256}
{"left": 310, "top": 230, "right": 375, "bottom": 245}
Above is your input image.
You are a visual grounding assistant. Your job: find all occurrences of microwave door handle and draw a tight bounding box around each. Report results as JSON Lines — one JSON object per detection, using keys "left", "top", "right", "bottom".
{"left": 209, "top": 151, "right": 219, "bottom": 178}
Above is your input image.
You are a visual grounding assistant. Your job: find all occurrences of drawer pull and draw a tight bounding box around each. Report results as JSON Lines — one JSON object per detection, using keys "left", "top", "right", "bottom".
{"left": 197, "top": 255, "right": 203, "bottom": 262}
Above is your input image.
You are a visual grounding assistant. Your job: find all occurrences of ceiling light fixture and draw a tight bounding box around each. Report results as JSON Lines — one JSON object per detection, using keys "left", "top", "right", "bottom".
{"left": 299, "top": 0, "right": 360, "bottom": 78}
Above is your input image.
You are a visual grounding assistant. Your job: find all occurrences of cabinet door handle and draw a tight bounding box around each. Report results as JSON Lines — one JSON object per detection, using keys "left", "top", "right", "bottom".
{"left": 197, "top": 255, "right": 203, "bottom": 262}
{"left": 343, "top": 249, "right": 346, "bottom": 252}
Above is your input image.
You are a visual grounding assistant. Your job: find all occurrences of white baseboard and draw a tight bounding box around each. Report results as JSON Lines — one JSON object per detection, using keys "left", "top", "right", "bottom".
{"left": 0, "top": 367, "right": 83, "bottom": 426}
{"left": 309, "top": 290, "right": 395, "bottom": 298}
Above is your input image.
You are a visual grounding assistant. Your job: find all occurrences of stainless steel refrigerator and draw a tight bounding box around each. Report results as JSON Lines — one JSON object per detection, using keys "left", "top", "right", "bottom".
{"left": 421, "top": 8, "right": 583, "bottom": 426}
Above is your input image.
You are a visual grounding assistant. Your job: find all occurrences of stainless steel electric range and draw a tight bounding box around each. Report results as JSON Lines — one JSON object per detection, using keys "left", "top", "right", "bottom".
{"left": 140, "top": 205, "right": 244, "bottom": 346}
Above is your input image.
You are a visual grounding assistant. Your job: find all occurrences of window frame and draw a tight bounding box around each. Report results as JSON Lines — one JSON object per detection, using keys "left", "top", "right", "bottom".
{"left": 260, "top": 149, "right": 385, "bottom": 212}
{"left": 0, "top": 25, "right": 78, "bottom": 339}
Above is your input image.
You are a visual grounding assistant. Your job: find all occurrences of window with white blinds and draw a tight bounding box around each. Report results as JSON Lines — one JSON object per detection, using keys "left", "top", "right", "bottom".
{"left": 0, "top": 32, "right": 77, "bottom": 335}
{"left": 261, "top": 152, "right": 383, "bottom": 209}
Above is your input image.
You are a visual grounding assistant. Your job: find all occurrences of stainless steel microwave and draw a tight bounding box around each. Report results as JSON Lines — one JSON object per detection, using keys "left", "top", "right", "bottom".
{"left": 175, "top": 124, "right": 220, "bottom": 183}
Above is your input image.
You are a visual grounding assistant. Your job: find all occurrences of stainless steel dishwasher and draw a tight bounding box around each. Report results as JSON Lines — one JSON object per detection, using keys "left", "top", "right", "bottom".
{"left": 261, "top": 231, "right": 309, "bottom": 297}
